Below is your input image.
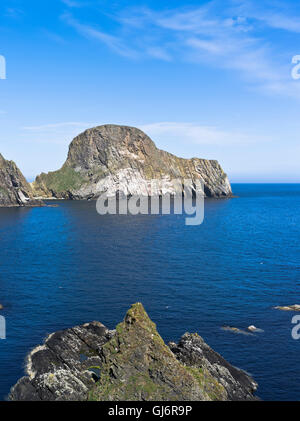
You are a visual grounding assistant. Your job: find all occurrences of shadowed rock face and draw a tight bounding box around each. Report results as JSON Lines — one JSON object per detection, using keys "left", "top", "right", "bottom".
{"left": 169, "top": 333, "right": 258, "bottom": 401}
{"left": 10, "top": 303, "right": 258, "bottom": 401}
{"left": 31, "top": 125, "right": 232, "bottom": 199}
{"left": 0, "top": 154, "right": 44, "bottom": 207}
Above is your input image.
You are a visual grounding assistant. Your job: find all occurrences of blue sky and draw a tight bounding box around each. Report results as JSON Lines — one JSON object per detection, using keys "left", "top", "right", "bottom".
{"left": 1, "top": 0, "right": 300, "bottom": 182}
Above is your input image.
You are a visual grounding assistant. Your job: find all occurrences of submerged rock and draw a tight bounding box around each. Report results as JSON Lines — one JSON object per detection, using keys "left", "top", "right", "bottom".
{"left": 31, "top": 125, "right": 232, "bottom": 200}
{"left": 10, "top": 303, "right": 258, "bottom": 401}
{"left": 221, "top": 326, "right": 253, "bottom": 336}
{"left": 274, "top": 305, "right": 300, "bottom": 312}
{"left": 247, "top": 325, "right": 264, "bottom": 333}
{"left": 0, "top": 154, "right": 44, "bottom": 207}
{"left": 248, "top": 325, "right": 256, "bottom": 332}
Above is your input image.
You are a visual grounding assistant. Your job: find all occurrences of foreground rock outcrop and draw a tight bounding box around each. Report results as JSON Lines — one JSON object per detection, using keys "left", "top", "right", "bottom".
{"left": 10, "top": 303, "right": 258, "bottom": 401}
{"left": 0, "top": 154, "right": 43, "bottom": 207}
{"left": 32, "top": 125, "right": 232, "bottom": 199}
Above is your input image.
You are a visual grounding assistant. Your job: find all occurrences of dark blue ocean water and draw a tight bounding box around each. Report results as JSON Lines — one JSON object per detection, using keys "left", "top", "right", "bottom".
{"left": 0, "top": 184, "right": 299, "bottom": 401}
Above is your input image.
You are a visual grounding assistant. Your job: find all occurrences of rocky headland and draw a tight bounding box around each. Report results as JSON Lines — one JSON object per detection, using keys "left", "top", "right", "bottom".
{"left": 0, "top": 153, "right": 43, "bottom": 207}
{"left": 10, "top": 303, "right": 258, "bottom": 401}
{"left": 31, "top": 125, "right": 232, "bottom": 200}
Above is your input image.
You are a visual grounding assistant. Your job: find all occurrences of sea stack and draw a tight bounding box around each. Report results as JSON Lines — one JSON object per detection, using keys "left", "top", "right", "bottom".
{"left": 0, "top": 153, "right": 43, "bottom": 207}
{"left": 10, "top": 303, "right": 258, "bottom": 401}
{"left": 31, "top": 125, "right": 232, "bottom": 200}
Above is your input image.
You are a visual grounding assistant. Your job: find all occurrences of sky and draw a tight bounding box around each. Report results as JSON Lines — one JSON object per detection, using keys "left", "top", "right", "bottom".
{"left": 0, "top": 0, "right": 300, "bottom": 182}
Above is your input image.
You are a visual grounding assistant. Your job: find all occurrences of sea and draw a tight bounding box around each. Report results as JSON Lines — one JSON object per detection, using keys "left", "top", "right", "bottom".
{"left": 0, "top": 183, "right": 299, "bottom": 401}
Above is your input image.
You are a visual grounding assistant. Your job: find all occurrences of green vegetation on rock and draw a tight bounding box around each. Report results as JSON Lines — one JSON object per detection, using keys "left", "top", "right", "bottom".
{"left": 88, "top": 303, "right": 227, "bottom": 401}
{"left": 32, "top": 164, "right": 87, "bottom": 198}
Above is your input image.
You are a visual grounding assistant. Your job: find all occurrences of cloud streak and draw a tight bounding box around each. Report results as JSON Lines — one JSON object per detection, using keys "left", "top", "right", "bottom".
{"left": 139, "top": 122, "right": 270, "bottom": 147}
{"left": 21, "top": 120, "right": 269, "bottom": 147}
{"left": 22, "top": 122, "right": 97, "bottom": 144}
{"left": 59, "top": 1, "right": 300, "bottom": 99}
{"left": 61, "top": 13, "right": 138, "bottom": 58}
{"left": 23, "top": 121, "right": 96, "bottom": 130}
{"left": 61, "top": 0, "right": 83, "bottom": 8}
{"left": 124, "top": 2, "right": 298, "bottom": 97}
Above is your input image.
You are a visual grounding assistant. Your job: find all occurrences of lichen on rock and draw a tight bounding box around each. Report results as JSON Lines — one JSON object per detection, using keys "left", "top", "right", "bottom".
{"left": 89, "top": 303, "right": 227, "bottom": 401}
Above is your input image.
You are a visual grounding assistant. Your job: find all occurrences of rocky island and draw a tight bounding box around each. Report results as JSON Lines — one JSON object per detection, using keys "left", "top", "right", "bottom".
{"left": 31, "top": 125, "right": 232, "bottom": 200}
{"left": 0, "top": 153, "right": 43, "bottom": 207}
{"left": 10, "top": 303, "right": 258, "bottom": 401}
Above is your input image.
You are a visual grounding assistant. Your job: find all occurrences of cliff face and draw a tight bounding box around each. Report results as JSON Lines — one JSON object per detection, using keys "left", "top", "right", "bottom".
{"left": 0, "top": 154, "right": 43, "bottom": 207}
{"left": 31, "top": 125, "right": 232, "bottom": 199}
{"left": 10, "top": 303, "right": 258, "bottom": 401}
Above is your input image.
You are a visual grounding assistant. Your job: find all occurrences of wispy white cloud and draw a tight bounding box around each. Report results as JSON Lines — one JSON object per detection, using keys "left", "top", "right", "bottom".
{"left": 41, "top": 29, "right": 67, "bottom": 44}
{"left": 145, "top": 47, "right": 172, "bottom": 61}
{"left": 132, "top": 3, "right": 296, "bottom": 97}
{"left": 22, "top": 121, "right": 97, "bottom": 144}
{"left": 61, "top": 13, "right": 138, "bottom": 58}
{"left": 4, "top": 7, "right": 24, "bottom": 19}
{"left": 231, "top": 0, "right": 300, "bottom": 33}
{"left": 23, "top": 121, "right": 93, "bottom": 131}
{"left": 139, "top": 122, "right": 270, "bottom": 146}
{"left": 21, "top": 120, "right": 269, "bottom": 147}
{"left": 59, "top": 0, "right": 300, "bottom": 99}
{"left": 61, "top": 0, "right": 82, "bottom": 8}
